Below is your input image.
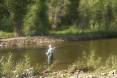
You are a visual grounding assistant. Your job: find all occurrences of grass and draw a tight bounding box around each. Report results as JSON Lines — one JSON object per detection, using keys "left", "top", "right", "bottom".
{"left": 0, "top": 51, "right": 117, "bottom": 78}
{"left": 0, "top": 31, "right": 14, "bottom": 38}
{"left": 50, "top": 26, "right": 83, "bottom": 35}
{"left": 68, "top": 50, "right": 117, "bottom": 74}
{"left": 0, "top": 53, "right": 39, "bottom": 78}
{"left": 1, "top": 24, "right": 117, "bottom": 39}
{"left": 40, "top": 50, "right": 117, "bottom": 77}
{"left": 49, "top": 25, "right": 117, "bottom": 37}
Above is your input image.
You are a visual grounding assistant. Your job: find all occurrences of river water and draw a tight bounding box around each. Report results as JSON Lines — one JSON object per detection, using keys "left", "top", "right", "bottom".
{"left": 0, "top": 38, "right": 117, "bottom": 69}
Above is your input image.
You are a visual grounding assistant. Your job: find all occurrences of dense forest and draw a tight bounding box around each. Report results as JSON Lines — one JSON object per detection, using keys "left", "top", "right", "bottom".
{"left": 0, "top": 0, "right": 117, "bottom": 36}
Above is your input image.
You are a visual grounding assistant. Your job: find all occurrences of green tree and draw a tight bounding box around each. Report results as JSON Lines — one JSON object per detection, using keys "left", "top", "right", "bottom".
{"left": 23, "top": 0, "right": 49, "bottom": 36}
{"left": 63, "top": 0, "right": 80, "bottom": 26}
{"left": 48, "top": 0, "right": 69, "bottom": 29}
{"left": 5, "top": 0, "right": 28, "bottom": 36}
{"left": 0, "top": 0, "right": 12, "bottom": 32}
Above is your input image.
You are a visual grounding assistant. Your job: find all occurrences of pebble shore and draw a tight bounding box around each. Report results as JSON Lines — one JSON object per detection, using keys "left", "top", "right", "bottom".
{"left": 0, "top": 36, "right": 63, "bottom": 48}
{"left": 40, "top": 69, "right": 117, "bottom": 78}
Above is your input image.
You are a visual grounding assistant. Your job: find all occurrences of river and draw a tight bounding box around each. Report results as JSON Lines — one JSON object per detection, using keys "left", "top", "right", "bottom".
{"left": 0, "top": 38, "right": 117, "bottom": 70}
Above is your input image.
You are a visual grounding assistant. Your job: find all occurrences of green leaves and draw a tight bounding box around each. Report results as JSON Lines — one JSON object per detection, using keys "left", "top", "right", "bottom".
{"left": 23, "top": 0, "right": 49, "bottom": 36}
{"left": 1, "top": 0, "right": 117, "bottom": 36}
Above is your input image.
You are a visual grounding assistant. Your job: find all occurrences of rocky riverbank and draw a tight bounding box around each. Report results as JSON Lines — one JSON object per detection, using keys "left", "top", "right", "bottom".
{"left": 1, "top": 35, "right": 117, "bottom": 48}
{"left": 8, "top": 68, "right": 117, "bottom": 78}
{"left": 0, "top": 36, "right": 64, "bottom": 48}
{"left": 38, "top": 69, "right": 117, "bottom": 78}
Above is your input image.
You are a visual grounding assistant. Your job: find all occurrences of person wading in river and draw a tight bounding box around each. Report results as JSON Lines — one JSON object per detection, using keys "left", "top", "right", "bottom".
{"left": 46, "top": 44, "right": 55, "bottom": 65}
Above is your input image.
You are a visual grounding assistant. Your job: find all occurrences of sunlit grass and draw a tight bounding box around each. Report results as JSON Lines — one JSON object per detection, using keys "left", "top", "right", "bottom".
{"left": 0, "top": 54, "right": 39, "bottom": 78}
{"left": 68, "top": 50, "right": 117, "bottom": 74}
{"left": 50, "top": 26, "right": 83, "bottom": 35}
{"left": 50, "top": 25, "right": 117, "bottom": 37}
{"left": 0, "top": 31, "right": 14, "bottom": 38}
{"left": 0, "top": 51, "right": 117, "bottom": 77}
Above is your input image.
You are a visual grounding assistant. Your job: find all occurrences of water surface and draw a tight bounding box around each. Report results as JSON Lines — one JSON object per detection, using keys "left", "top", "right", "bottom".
{"left": 0, "top": 38, "right": 117, "bottom": 69}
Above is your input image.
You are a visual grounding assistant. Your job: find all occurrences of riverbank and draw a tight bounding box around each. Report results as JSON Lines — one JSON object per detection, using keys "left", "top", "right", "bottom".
{"left": 57, "top": 33, "right": 117, "bottom": 41}
{"left": 0, "top": 33, "right": 117, "bottom": 48}
{"left": 0, "top": 51, "right": 117, "bottom": 78}
{"left": 1, "top": 65, "right": 117, "bottom": 78}
{"left": 40, "top": 69, "right": 117, "bottom": 78}
{"left": 1, "top": 54, "right": 117, "bottom": 78}
{"left": 0, "top": 36, "right": 64, "bottom": 48}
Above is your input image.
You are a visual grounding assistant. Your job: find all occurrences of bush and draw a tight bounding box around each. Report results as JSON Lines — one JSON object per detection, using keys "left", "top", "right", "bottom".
{"left": 0, "top": 54, "right": 38, "bottom": 78}
{"left": 0, "top": 31, "right": 14, "bottom": 38}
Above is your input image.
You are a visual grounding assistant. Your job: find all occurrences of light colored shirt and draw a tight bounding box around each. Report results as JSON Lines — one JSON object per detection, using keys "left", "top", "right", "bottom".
{"left": 46, "top": 47, "right": 55, "bottom": 55}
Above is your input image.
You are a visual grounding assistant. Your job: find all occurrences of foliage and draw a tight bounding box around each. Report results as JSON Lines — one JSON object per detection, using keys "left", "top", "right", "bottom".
{"left": 0, "top": 54, "right": 13, "bottom": 77}
{"left": 68, "top": 50, "right": 117, "bottom": 73}
{"left": 50, "top": 26, "right": 83, "bottom": 35}
{"left": 0, "top": 31, "right": 14, "bottom": 38}
{"left": 0, "top": 0, "right": 117, "bottom": 36}
{"left": 0, "top": 54, "right": 37, "bottom": 78}
{"left": 23, "top": 0, "right": 49, "bottom": 36}
{"left": 0, "top": 0, "right": 12, "bottom": 32}
{"left": 4, "top": 0, "right": 29, "bottom": 36}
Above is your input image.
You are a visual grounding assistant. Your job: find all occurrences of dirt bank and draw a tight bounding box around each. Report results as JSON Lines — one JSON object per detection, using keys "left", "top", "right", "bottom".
{"left": 0, "top": 34, "right": 117, "bottom": 48}
{"left": 0, "top": 36, "right": 64, "bottom": 48}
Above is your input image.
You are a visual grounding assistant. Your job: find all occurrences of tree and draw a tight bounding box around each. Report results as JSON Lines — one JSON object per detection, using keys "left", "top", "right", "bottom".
{"left": 5, "top": 0, "right": 28, "bottom": 36}
{"left": 0, "top": 0, "right": 12, "bottom": 32}
{"left": 23, "top": 0, "right": 49, "bottom": 36}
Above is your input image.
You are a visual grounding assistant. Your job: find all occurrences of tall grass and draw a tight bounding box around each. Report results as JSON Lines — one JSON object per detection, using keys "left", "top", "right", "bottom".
{"left": 0, "top": 31, "right": 14, "bottom": 38}
{"left": 0, "top": 51, "right": 117, "bottom": 77}
{"left": 50, "top": 25, "right": 117, "bottom": 36}
{"left": 0, "top": 54, "right": 38, "bottom": 78}
{"left": 68, "top": 50, "right": 117, "bottom": 73}
{"left": 0, "top": 54, "right": 13, "bottom": 77}
{"left": 50, "top": 26, "right": 83, "bottom": 35}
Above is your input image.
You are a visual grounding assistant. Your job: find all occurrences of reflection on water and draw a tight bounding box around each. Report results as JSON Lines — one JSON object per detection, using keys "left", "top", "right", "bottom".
{"left": 0, "top": 38, "right": 117, "bottom": 69}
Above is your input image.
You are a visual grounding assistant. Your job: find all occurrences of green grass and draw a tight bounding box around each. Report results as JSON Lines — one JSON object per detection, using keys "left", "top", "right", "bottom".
{"left": 50, "top": 26, "right": 83, "bottom": 35}
{"left": 0, "top": 51, "right": 117, "bottom": 77}
{"left": 68, "top": 50, "right": 117, "bottom": 74}
{"left": 49, "top": 25, "right": 117, "bottom": 37}
{"left": 0, "top": 53, "right": 39, "bottom": 78}
{"left": 1, "top": 24, "right": 117, "bottom": 38}
{"left": 0, "top": 31, "right": 14, "bottom": 38}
